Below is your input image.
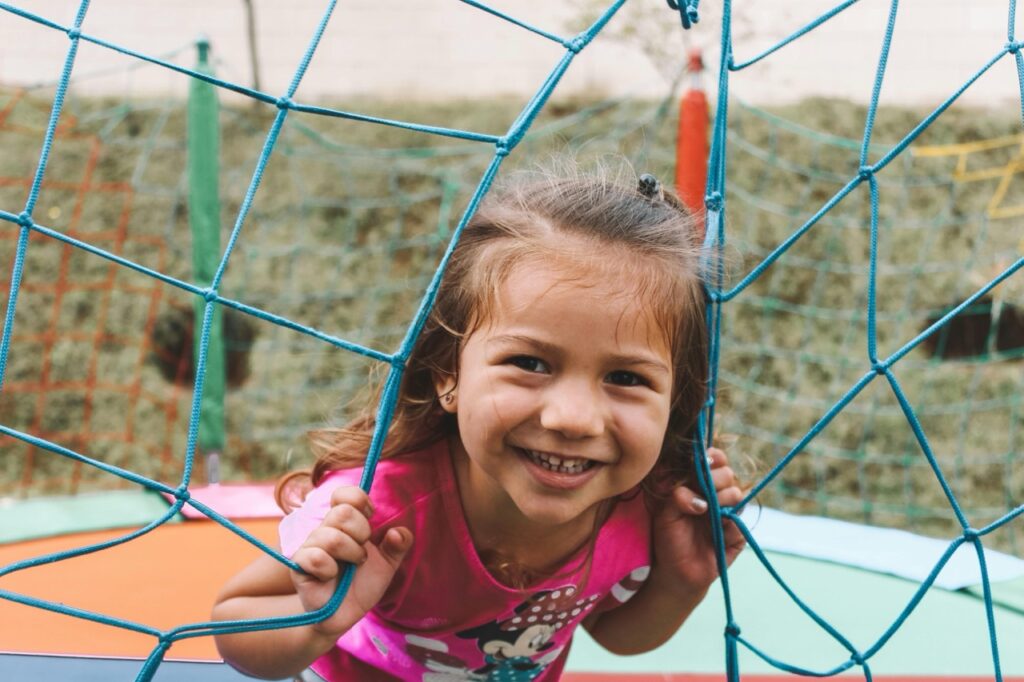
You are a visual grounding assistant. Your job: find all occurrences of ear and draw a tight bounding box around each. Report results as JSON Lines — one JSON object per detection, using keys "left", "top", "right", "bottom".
{"left": 434, "top": 373, "right": 458, "bottom": 413}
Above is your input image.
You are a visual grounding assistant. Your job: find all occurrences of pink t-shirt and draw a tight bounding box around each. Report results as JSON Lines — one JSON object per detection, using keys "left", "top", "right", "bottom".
{"left": 279, "top": 439, "right": 652, "bottom": 682}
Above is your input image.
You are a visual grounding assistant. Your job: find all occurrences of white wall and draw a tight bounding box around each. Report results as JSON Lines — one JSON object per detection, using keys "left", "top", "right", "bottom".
{"left": 0, "top": 1, "right": 1022, "bottom": 108}
{"left": 719, "top": 1, "right": 1024, "bottom": 110}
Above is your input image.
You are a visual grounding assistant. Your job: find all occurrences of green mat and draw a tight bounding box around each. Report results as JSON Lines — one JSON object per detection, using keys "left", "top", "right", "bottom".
{"left": 567, "top": 550, "right": 1024, "bottom": 677}
{"left": 967, "top": 574, "right": 1024, "bottom": 616}
{"left": 0, "top": 490, "right": 178, "bottom": 545}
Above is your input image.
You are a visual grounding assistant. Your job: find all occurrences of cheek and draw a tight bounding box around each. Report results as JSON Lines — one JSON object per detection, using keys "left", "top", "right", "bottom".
{"left": 620, "top": 401, "right": 670, "bottom": 443}
{"left": 456, "top": 396, "right": 512, "bottom": 449}
{"left": 469, "top": 384, "right": 533, "bottom": 430}
{"left": 615, "top": 404, "right": 671, "bottom": 473}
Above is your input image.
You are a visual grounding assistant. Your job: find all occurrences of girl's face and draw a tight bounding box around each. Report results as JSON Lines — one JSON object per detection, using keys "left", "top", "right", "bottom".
{"left": 439, "top": 251, "right": 674, "bottom": 531}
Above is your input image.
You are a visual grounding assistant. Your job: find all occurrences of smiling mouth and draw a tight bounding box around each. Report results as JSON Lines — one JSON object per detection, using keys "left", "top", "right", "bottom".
{"left": 521, "top": 449, "right": 597, "bottom": 475}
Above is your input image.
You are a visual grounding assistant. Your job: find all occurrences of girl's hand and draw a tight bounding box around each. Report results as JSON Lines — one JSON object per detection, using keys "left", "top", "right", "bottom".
{"left": 650, "top": 447, "right": 746, "bottom": 599}
{"left": 290, "top": 485, "right": 413, "bottom": 638}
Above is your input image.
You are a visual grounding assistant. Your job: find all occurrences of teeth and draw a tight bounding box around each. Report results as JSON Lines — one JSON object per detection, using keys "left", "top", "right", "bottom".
{"left": 525, "top": 450, "right": 594, "bottom": 475}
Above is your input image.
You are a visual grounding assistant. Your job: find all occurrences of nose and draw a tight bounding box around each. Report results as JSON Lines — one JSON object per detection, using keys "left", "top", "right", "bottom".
{"left": 539, "top": 379, "right": 605, "bottom": 439}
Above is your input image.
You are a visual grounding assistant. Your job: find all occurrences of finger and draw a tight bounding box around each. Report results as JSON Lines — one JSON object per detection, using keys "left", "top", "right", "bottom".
{"left": 710, "top": 466, "right": 736, "bottom": 491}
{"left": 302, "top": 525, "right": 369, "bottom": 568}
{"left": 293, "top": 545, "right": 342, "bottom": 582}
{"left": 717, "top": 485, "right": 744, "bottom": 507}
{"left": 721, "top": 520, "right": 747, "bottom": 565}
{"left": 671, "top": 485, "right": 710, "bottom": 515}
{"left": 322, "top": 503, "right": 373, "bottom": 544}
{"left": 329, "top": 485, "right": 374, "bottom": 518}
{"left": 705, "top": 447, "right": 726, "bottom": 468}
{"left": 722, "top": 518, "right": 746, "bottom": 547}
{"left": 672, "top": 482, "right": 744, "bottom": 516}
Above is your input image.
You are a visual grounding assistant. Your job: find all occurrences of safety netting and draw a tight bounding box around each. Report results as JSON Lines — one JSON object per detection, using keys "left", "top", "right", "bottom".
{"left": 0, "top": 75, "right": 677, "bottom": 496}
{"left": 1, "top": 0, "right": 1023, "bottom": 680}
{"left": 718, "top": 98, "right": 1024, "bottom": 558}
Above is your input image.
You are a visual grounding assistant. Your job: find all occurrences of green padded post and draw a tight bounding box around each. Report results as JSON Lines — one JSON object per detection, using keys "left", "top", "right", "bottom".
{"left": 188, "top": 37, "right": 225, "bottom": 481}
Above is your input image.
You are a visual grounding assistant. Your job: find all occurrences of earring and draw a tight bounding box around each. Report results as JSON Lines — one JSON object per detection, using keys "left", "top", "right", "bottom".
{"left": 443, "top": 393, "right": 455, "bottom": 404}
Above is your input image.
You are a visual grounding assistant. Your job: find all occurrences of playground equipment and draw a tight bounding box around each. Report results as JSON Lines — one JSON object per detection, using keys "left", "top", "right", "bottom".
{"left": 2, "top": 1, "right": 1024, "bottom": 680}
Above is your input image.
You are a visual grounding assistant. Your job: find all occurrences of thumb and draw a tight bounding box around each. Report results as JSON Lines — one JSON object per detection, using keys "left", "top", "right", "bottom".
{"left": 346, "top": 527, "right": 414, "bottom": 618}
{"left": 378, "top": 526, "right": 414, "bottom": 568}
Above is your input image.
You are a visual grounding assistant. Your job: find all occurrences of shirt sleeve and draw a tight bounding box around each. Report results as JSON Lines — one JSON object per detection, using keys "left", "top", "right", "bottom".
{"left": 589, "top": 564, "right": 652, "bottom": 616}
{"left": 278, "top": 468, "right": 362, "bottom": 557}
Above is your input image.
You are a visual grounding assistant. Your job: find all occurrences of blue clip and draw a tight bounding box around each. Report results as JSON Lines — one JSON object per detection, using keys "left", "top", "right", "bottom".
{"left": 666, "top": 0, "right": 699, "bottom": 29}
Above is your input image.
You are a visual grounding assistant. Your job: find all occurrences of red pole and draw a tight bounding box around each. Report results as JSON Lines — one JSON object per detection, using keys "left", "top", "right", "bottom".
{"left": 675, "top": 49, "right": 709, "bottom": 234}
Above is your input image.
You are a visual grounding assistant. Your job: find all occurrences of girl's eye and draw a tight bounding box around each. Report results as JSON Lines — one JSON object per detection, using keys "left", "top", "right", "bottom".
{"left": 508, "top": 356, "right": 549, "bottom": 373}
{"left": 606, "top": 370, "right": 646, "bottom": 387}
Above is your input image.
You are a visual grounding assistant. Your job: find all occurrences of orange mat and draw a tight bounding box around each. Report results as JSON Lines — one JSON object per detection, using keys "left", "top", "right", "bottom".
{"left": 0, "top": 519, "right": 279, "bottom": 660}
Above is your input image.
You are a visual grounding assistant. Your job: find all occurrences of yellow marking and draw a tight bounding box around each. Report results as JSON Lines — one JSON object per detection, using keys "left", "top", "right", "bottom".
{"left": 912, "top": 133, "right": 1024, "bottom": 157}
{"left": 912, "top": 134, "right": 1024, "bottom": 249}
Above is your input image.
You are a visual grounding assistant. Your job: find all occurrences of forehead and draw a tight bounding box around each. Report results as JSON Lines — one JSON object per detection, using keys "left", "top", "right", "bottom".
{"left": 497, "top": 255, "right": 632, "bottom": 308}
{"left": 498, "top": 233, "right": 654, "bottom": 299}
{"left": 485, "top": 251, "right": 673, "bottom": 353}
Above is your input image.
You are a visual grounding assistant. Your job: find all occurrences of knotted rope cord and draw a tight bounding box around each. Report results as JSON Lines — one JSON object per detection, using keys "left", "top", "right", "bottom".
{"left": 0, "top": 54, "right": 681, "bottom": 497}
{"left": 0, "top": 1, "right": 628, "bottom": 679}
{"left": 699, "top": 0, "right": 1023, "bottom": 679}
{"left": 711, "top": 100, "right": 1023, "bottom": 541}
{"left": 2, "top": 0, "right": 1022, "bottom": 680}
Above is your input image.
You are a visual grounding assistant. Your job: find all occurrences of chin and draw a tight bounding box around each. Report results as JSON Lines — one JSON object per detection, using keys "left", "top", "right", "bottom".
{"left": 515, "top": 498, "right": 596, "bottom": 527}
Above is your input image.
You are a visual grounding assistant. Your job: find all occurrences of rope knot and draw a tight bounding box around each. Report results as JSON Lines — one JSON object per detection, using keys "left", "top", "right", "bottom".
{"left": 173, "top": 487, "right": 191, "bottom": 502}
{"left": 67, "top": 27, "right": 82, "bottom": 41}
{"left": 16, "top": 211, "right": 32, "bottom": 228}
{"left": 1007, "top": 40, "right": 1022, "bottom": 54}
{"left": 495, "top": 139, "right": 511, "bottom": 157}
{"left": 964, "top": 527, "right": 981, "bottom": 541}
{"left": 666, "top": 0, "right": 700, "bottom": 29}
{"left": 704, "top": 191, "right": 723, "bottom": 212}
{"left": 858, "top": 165, "right": 873, "bottom": 181}
{"left": 850, "top": 651, "right": 867, "bottom": 666}
{"left": 725, "top": 623, "right": 741, "bottom": 638}
{"left": 202, "top": 287, "right": 219, "bottom": 303}
{"left": 871, "top": 360, "right": 887, "bottom": 375}
{"left": 566, "top": 35, "right": 586, "bottom": 54}
{"left": 275, "top": 96, "right": 293, "bottom": 111}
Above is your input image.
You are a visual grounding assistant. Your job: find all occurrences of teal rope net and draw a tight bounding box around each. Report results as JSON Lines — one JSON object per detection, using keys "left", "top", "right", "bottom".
{"left": 0, "top": 0, "right": 1021, "bottom": 680}
{"left": 0, "top": 1, "right": 638, "bottom": 678}
{"left": 0, "top": 72, "right": 675, "bottom": 495}
{"left": 703, "top": 1, "right": 1023, "bottom": 679}
{"left": 718, "top": 99, "right": 1024, "bottom": 557}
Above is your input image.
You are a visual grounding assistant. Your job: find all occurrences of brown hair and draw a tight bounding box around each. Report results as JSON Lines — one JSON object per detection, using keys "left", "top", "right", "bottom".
{"left": 282, "top": 164, "right": 710, "bottom": 584}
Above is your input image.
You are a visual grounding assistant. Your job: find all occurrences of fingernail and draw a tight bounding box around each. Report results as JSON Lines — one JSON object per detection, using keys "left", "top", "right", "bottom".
{"left": 706, "top": 454, "right": 715, "bottom": 467}
{"left": 693, "top": 496, "right": 708, "bottom": 512}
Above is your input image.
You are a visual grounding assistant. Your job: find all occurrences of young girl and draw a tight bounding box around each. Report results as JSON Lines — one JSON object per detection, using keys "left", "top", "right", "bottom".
{"left": 211, "top": 166, "right": 746, "bottom": 681}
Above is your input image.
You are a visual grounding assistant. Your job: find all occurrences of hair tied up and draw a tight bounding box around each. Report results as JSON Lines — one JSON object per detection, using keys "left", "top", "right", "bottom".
{"left": 637, "top": 173, "right": 664, "bottom": 201}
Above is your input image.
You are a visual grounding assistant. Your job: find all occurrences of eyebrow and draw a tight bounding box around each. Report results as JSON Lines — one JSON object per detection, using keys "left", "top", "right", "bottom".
{"left": 487, "top": 334, "right": 671, "bottom": 375}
